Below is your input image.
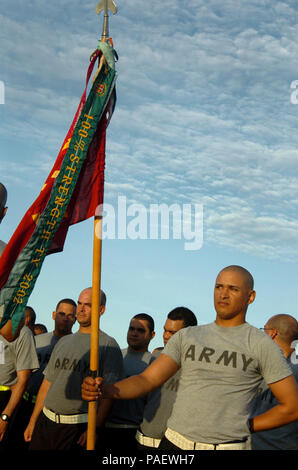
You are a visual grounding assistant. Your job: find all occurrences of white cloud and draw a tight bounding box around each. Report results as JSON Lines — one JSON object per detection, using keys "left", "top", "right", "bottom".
{"left": 2, "top": 0, "right": 298, "bottom": 261}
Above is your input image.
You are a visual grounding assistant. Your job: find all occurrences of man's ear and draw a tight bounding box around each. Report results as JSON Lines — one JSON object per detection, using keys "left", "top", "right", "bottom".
{"left": 99, "top": 306, "right": 106, "bottom": 317}
{"left": 151, "top": 331, "right": 156, "bottom": 340}
{"left": 248, "top": 290, "right": 256, "bottom": 305}
{"left": 52, "top": 311, "right": 56, "bottom": 321}
{"left": 270, "top": 328, "right": 279, "bottom": 340}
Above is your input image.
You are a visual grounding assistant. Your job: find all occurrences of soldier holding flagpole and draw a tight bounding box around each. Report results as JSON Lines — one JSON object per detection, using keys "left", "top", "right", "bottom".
{"left": 24, "top": 287, "right": 123, "bottom": 451}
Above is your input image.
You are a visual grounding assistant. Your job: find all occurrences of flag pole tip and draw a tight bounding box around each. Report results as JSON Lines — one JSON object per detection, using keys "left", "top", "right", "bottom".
{"left": 95, "top": 0, "right": 118, "bottom": 16}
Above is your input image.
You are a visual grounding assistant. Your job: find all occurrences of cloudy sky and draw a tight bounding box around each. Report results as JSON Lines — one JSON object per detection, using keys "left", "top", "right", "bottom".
{"left": 1, "top": 0, "right": 298, "bottom": 349}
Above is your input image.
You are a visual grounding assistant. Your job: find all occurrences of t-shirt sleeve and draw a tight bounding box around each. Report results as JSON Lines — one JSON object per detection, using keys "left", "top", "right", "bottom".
{"left": 162, "top": 330, "right": 183, "bottom": 367}
{"left": 99, "top": 339, "right": 124, "bottom": 384}
{"left": 15, "top": 327, "right": 39, "bottom": 372}
{"left": 257, "top": 336, "right": 292, "bottom": 385}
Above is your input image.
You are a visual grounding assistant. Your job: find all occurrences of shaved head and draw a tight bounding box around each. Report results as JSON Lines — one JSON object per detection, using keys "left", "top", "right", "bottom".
{"left": 218, "top": 265, "right": 254, "bottom": 290}
{"left": 79, "top": 287, "right": 106, "bottom": 306}
{"left": 266, "top": 314, "right": 298, "bottom": 344}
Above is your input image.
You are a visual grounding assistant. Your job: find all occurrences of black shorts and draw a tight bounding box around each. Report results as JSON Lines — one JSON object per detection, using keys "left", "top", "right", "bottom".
{"left": 29, "top": 411, "right": 87, "bottom": 451}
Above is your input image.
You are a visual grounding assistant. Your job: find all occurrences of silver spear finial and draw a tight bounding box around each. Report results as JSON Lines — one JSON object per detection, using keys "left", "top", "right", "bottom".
{"left": 95, "top": 0, "right": 118, "bottom": 40}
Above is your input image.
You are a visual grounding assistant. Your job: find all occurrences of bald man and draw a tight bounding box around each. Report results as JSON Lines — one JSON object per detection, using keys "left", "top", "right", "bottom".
{"left": 82, "top": 265, "right": 298, "bottom": 451}
{"left": 250, "top": 314, "right": 298, "bottom": 450}
{"left": 25, "top": 288, "right": 123, "bottom": 451}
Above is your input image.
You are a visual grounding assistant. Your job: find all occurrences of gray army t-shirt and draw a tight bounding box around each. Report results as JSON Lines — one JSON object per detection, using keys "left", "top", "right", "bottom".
{"left": 0, "top": 326, "right": 39, "bottom": 386}
{"left": 163, "top": 322, "right": 292, "bottom": 444}
{"left": 44, "top": 330, "right": 123, "bottom": 415}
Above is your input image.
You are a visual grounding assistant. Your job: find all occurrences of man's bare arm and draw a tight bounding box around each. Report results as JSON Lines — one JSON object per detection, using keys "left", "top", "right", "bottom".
{"left": 251, "top": 375, "right": 298, "bottom": 432}
{"left": 3, "top": 369, "right": 31, "bottom": 417}
{"left": 24, "top": 378, "right": 51, "bottom": 442}
{"left": 0, "top": 369, "right": 31, "bottom": 441}
{"left": 82, "top": 354, "right": 179, "bottom": 401}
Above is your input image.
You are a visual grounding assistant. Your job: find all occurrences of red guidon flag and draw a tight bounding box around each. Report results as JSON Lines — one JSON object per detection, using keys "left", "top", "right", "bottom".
{"left": 0, "top": 47, "right": 115, "bottom": 292}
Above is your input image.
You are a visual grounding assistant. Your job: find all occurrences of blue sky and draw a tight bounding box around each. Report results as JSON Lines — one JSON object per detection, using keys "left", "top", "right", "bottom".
{"left": 1, "top": 0, "right": 298, "bottom": 350}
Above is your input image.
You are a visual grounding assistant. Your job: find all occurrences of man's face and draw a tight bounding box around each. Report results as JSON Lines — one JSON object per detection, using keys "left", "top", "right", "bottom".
{"left": 163, "top": 319, "right": 185, "bottom": 346}
{"left": 76, "top": 289, "right": 92, "bottom": 327}
{"left": 53, "top": 302, "right": 76, "bottom": 334}
{"left": 127, "top": 318, "right": 154, "bottom": 351}
{"left": 214, "top": 269, "right": 255, "bottom": 322}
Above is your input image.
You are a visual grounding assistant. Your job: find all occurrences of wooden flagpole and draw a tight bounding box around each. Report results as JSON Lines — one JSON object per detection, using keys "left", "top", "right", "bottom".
{"left": 86, "top": 0, "right": 117, "bottom": 451}
{"left": 86, "top": 212, "right": 103, "bottom": 450}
